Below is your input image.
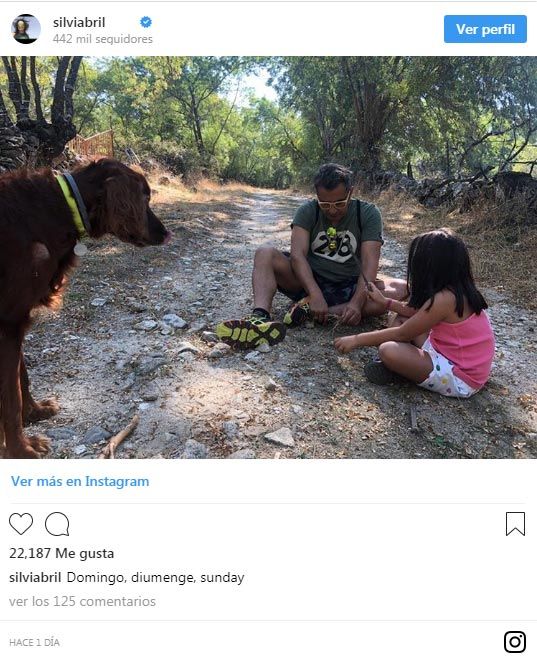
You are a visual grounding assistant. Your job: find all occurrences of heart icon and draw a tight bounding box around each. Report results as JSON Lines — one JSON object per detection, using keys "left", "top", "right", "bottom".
{"left": 9, "top": 513, "right": 33, "bottom": 535}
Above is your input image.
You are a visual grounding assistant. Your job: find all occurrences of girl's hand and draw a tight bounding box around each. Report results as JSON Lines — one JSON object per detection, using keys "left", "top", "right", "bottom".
{"left": 366, "top": 281, "right": 388, "bottom": 307}
{"left": 334, "top": 335, "right": 363, "bottom": 354}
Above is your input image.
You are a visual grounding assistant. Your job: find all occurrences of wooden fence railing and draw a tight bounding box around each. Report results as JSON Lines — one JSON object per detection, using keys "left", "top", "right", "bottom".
{"left": 68, "top": 130, "right": 114, "bottom": 159}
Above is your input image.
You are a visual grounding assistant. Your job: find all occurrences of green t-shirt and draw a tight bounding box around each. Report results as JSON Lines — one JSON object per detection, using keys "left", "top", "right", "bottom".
{"left": 291, "top": 199, "right": 384, "bottom": 282}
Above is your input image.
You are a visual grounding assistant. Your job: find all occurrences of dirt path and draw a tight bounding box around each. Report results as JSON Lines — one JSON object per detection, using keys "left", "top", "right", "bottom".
{"left": 26, "top": 188, "right": 537, "bottom": 459}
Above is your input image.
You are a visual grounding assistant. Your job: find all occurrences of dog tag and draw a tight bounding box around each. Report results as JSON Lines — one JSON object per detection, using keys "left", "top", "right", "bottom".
{"left": 74, "top": 242, "right": 88, "bottom": 257}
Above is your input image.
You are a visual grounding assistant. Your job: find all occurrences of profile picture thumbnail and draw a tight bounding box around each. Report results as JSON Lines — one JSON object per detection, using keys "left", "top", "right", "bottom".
{"left": 12, "top": 14, "right": 40, "bottom": 44}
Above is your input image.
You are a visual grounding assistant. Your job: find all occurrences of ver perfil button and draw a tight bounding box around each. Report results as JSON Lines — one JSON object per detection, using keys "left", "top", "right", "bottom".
{"left": 444, "top": 16, "right": 527, "bottom": 43}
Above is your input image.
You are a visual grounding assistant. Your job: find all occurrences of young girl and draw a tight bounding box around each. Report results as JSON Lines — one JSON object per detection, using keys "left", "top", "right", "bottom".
{"left": 334, "top": 229, "right": 495, "bottom": 398}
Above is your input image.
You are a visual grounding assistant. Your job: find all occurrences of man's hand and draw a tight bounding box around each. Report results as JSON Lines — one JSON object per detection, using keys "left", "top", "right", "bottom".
{"left": 334, "top": 334, "right": 364, "bottom": 354}
{"left": 340, "top": 301, "right": 362, "bottom": 326}
{"left": 309, "top": 293, "right": 329, "bottom": 325}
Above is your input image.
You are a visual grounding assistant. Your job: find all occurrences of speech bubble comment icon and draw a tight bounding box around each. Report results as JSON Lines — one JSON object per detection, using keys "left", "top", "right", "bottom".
{"left": 9, "top": 513, "right": 33, "bottom": 535}
{"left": 45, "top": 512, "right": 70, "bottom": 536}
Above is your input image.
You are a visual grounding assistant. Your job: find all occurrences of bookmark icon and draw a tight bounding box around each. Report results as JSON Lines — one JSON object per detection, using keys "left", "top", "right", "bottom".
{"left": 506, "top": 512, "right": 525, "bottom": 536}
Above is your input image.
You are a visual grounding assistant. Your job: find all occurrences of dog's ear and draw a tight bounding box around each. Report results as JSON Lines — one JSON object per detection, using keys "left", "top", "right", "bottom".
{"left": 102, "top": 171, "right": 147, "bottom": 242}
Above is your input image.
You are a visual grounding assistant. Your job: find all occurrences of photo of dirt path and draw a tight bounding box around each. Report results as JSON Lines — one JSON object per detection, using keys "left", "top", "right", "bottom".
{"left": 22, "top": 181, "right": 536, "bottom": 459}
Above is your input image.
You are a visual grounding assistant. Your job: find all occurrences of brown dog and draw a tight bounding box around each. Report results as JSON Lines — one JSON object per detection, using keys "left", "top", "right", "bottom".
{"left": 0, "top": 159, "right": 170, "bottom": 458}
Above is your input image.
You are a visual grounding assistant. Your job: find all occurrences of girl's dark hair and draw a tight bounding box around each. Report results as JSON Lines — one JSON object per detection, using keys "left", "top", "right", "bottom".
{"left": 313, "top": 163, "right": 353, "bottom": 191}
{"left": 407, "top": 229, "right": 488, "bottom": 316}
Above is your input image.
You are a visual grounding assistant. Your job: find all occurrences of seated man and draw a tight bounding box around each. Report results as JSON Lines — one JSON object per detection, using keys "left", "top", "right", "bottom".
{"left": 216, "top": 163, "right": 407, "bottom": 349}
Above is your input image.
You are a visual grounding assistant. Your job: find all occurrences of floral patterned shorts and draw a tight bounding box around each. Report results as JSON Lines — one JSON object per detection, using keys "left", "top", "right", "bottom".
{"left": 418, "top": 337, "right": 479, "bottom": 399}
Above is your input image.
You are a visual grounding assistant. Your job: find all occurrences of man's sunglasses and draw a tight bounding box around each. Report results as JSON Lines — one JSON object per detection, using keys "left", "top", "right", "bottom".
{"left": 316, "top": 191, "right": 351, "bottom": 212}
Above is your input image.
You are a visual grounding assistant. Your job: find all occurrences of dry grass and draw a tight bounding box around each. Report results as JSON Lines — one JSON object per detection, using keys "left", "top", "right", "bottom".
{"left": 147, "top": 167, "right": 264, "bottom": 206}
{"left": 144, "top": 170, "right": 267, "bottom": 242}
{"left": 364, "top": 186, "right": 537, "bottom": 310}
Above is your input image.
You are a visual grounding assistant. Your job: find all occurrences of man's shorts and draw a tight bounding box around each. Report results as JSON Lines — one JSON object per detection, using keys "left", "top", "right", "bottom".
{"left": 418, "top": 337, "right": 479, "bottom": 398}
{"left": 277, "top": 252, "right": 357, "bottom": 307}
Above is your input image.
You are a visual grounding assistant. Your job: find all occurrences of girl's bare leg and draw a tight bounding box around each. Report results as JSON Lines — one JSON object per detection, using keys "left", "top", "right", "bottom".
{"left": 378, "top": 341, "right": 433, "bottom": 383}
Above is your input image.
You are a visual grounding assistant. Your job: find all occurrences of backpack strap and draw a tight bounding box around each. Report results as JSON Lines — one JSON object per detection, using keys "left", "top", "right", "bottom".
{"left": 355, "top": 198, "right": 362, "bottom": 235}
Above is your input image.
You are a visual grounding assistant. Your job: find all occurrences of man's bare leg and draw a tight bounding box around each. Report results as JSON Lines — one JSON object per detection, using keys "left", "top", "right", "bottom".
{"left": 216, "top": 247, "right": 302, "bottom": 349}
{"left": 252, "top": 246, "right": 303, "bottom": 314}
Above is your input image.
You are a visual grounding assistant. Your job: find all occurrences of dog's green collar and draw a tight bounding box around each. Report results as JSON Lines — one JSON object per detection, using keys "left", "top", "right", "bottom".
{"left": 56, "top": 174, "right": 88, "bottom": 239}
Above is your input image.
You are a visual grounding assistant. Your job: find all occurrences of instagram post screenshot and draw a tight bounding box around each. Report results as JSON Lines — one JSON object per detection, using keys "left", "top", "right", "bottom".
{"left": 0, "top": 1, "right": 536, "bottom": 660}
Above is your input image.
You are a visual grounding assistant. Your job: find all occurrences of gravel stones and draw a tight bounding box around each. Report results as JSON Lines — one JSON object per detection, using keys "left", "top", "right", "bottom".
{"left": 161, "top": 313, "right": 188, "bottom": 329}
{"left": 187, "top": 320, "right": 207, "bottom": 334}
{"left": 222, "top": 420, "right": 239, "bottom": 439}
{"left": 142, "top": 384, "right": 160, "bottom": 402}
{"left": 208, "top": 343, "right": 232, "bottom": 359}
{"left": 135, "top": 356, "right": 167, "bottom": 376}
{"left": 244, "top": 351, "right": 260, "bottom": 362}
{"left": 228, "top": 448, "right": 255, "bottom": 459}
{"left": 134, "top": 319, "right": 158, "bottom": 331}
{"left": 176, "top": 341, "right": 202, "bottom": 355}
{"left": 182, "top": 439, "right": 209, "bottom": 459}
{"left": 264, "top": 427, "right": 295, "bottom": 447}
{"left": 82, "top": 426, "right": 111, "bottom": 444}
{"left": 257, "top": 343, "right": 271, "bottom": 354}
{"left": 159, "top": 323, "right": 173, "bottom": 336}
{"left": 47, "top": 427, "right": 77, "bottom": 441}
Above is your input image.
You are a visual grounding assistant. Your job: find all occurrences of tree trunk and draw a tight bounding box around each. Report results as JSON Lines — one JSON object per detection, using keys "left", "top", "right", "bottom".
{"left": 0, "top": 56, "right": 82, "bottom": 171}
{"left": 0, "top": 126, "right": 29, "bottom": 172}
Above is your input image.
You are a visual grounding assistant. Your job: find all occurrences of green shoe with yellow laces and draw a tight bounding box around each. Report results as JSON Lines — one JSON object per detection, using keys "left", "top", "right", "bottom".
{"left": 283, "top": 297, "right": 312, "bottom": 327}
{"left": 215, "top": 314, "right": 286, "bottom": 350}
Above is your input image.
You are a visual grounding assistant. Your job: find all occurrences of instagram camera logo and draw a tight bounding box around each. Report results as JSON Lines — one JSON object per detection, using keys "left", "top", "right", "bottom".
{"left": 504, "top": 631, "right": 526, "bottom": 654}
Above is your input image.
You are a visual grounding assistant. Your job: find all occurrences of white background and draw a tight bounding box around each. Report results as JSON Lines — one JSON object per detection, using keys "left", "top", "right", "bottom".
{"left": 0, "top": 2, "right": 535, "bottom": 55}
{"left": 1, "top": 460, "right": 535, "bottom": 660}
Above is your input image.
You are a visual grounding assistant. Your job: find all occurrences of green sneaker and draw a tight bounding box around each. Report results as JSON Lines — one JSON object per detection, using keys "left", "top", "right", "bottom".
{"left": 215, "top": 315, "right": 286, "bottom": 350}
{"left": 283, "top": 297, "right": 312, "bottom": 328}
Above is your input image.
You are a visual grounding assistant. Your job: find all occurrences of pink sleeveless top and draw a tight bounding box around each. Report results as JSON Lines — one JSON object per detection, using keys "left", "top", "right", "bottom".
{"left": 429, "top": 312, "right": 495, "bottom": 389}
